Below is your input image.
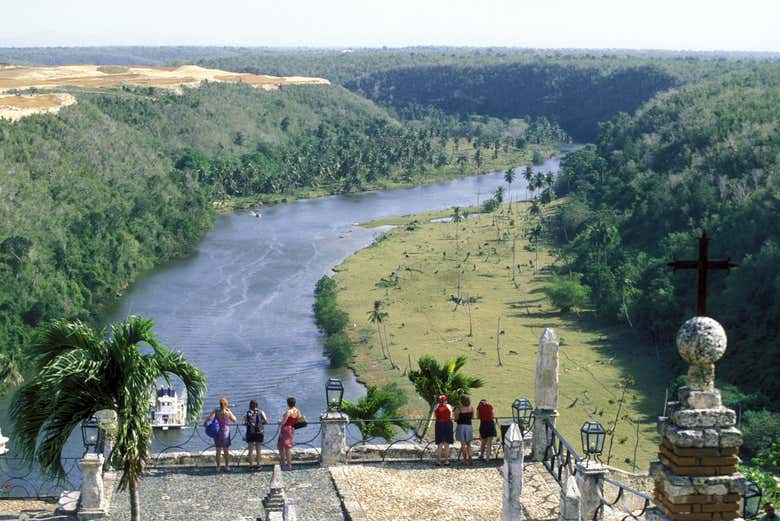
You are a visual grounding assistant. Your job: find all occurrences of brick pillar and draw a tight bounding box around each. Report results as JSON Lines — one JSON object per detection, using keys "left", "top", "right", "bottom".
{"left": 647, "top": 317, "right": 745, "bottom": 521}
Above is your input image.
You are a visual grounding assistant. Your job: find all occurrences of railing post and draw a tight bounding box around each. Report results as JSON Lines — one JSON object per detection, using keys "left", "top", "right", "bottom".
{"left": 576, "top": 462, "right": 607, "bottom": 521}
{"left": 533, "top": 328, "right": 559, "bottom": 462}
{"left": 503, "top": 422, "right": 524, "bottom": 521}
{"left": 320, "top": 411, "right": 349, "bottom": 467}
{"left": 77, "top": 454, "right": 106, "bottom": 520}
{"left": 560, "top": 475, "right": 582, "bottom": 521}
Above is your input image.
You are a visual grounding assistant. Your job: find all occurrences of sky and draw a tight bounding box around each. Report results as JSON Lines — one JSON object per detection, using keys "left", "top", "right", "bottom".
{"left": 3, "top": 0, "right": 780, "bottom": 52}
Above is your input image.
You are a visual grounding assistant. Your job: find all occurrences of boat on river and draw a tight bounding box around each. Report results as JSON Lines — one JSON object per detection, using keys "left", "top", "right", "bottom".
{"left": 150, "top": 387, "right": 187, "bottom": 430}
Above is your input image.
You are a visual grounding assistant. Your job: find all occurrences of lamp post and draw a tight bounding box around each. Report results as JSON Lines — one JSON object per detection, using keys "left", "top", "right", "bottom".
{"left": 580, "top": 420, "right": 606, "bottom": 464}
{"left": 742, "top": 480, "right": 762, "bottom": 519}
{"left": 326, "top": 377, "right": 344, "bottom": 412}
{"left": 80, "top": 416, "right": 104, "bottom": 456}
{"left": 512, "top": 397, "right": 534, "bottom": 433}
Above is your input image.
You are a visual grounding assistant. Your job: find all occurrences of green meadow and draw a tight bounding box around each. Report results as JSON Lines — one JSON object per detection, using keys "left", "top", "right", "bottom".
{"left": 334, "top": 201, "right": 669, "bottom": 470}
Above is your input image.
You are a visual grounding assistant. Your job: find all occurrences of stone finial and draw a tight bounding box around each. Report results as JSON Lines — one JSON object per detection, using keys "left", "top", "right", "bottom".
{"left": 676, "top": 317, "right": 726, "bottom": 392}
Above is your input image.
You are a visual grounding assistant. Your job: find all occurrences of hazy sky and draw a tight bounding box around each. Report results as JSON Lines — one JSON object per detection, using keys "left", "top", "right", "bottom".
{"left": 4, "top": 0, "right": 779, "bottom": 52}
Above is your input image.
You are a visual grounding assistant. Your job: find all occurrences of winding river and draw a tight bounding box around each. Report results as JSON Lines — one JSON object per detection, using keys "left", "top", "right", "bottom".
{"left": 103, "top": 153, "right": 565, "bottom": 435}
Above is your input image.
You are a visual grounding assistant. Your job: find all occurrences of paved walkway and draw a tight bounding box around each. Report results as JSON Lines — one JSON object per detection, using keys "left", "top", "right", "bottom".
{"left": 107, "top": 465, "right": 344, "bottom": 521}
{"left": 330, "top": 461, "right": 559, "bottom": 521}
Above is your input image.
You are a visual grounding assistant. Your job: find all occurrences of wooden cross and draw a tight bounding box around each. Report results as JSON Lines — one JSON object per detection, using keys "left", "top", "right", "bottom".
{"left": 667, "top": 231, "right": 737, "bottom": 316}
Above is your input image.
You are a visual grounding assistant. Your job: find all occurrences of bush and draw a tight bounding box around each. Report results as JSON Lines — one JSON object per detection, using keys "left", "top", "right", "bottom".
{"left": 313, "top": 275, "right": 352, "bottom": 367}
{"left": 742, "top": 409, "right": 780, "bottom": 459}
{"left": 543, "top": 273, "right": 590, "bottom": 312}
{"left": 323, "top": 332, "right": 355, "bottom": 368}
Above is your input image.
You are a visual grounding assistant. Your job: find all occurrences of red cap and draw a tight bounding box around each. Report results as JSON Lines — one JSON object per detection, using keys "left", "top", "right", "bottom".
{"left": 438, "top": 395, "right": 447, "bottom": 403}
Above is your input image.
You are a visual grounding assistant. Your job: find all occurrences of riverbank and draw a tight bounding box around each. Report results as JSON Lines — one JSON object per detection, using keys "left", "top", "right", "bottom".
{"left": 332, "top": 202, "right": 667, "bottom": 470}
{"left": 213, "top": 141, "right": 558, "bottom": 212}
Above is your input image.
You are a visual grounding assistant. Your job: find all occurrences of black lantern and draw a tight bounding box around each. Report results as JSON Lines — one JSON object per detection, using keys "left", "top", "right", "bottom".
{"left": 511, "top": 398, "right": 533, "bottom": 431}
{"left": 580, "top": 420, "right": 606, "bottom": 461}
{"left": 326, "top": 377, "right": 344, "bottom": 411}
{"left": 80, "top": 416, "right": 104, "bottom": 455}
{"left": 742, "top": 480, "right": 762, "bottom": 519}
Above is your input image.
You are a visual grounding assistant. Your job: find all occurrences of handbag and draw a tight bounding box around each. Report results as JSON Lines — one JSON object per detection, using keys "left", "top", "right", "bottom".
{"left": 204, "top": 417, "right": 220, "bottom": 438}
{"left": 293, "top": 416, "right": 307, "bottom": 430}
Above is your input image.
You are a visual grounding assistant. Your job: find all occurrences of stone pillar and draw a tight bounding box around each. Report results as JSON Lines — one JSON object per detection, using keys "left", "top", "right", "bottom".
{"left": 320, "top": 411, "right": 348, "bottom": 467}
{"left": 533, "top": 328, "right": 559, "bottom": 462}
{"left": 503, "top": 422, "right": 524, "bottom": 521}
{"left": 77, "top": 454, "right": 106, "bottom": 520}
{"left": 647, "top": 317, "right": 745, "bottom": 521}
{"left": 576, "top": 462, "right": 607, "bottom": 521}
{"left": 560, "top": 475, "right": 582, "bottom": 521}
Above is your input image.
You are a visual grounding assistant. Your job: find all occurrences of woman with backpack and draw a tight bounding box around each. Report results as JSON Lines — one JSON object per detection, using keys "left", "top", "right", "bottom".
{"left": 242, "top": 399, "right": 268, "bottom": 468}
{"left": 205, "top": 397, "right": 237, "bottom": 471}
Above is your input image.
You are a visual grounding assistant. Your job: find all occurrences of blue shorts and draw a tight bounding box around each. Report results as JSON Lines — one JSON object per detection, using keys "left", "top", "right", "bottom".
{"left": 435, "top": 421, "right": 454, "bottom": 444}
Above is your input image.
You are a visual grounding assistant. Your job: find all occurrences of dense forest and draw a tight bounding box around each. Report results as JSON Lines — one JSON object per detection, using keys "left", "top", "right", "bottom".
{"left": 0, "top": 80, "right": 559, "bottom": 382}
{"left": 552, "top": 66, "right": 780, "bottom": 461}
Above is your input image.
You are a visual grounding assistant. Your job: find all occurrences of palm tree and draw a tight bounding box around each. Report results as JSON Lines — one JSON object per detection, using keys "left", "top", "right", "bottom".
{"left": 504, "top": 168, "right": 515, "bottom": 211}
{"left": 408, "top": 354, "right": 484, "bottom": 437}
{"left": 523, "top": 166, "right": 534, "bottom": 200}
{"left": 341, "top": 383, "right": 409, "bottom": 441}
{"left": 367, "top": 300, "right": 389, "bottom": 360}
{"left": 494, "top": 186, "right": 504, "bottom": 205}
{"left": 451, "top": 206, "right": 463, "bottom": 249}
{"left": 10, "top": 316, "right": 206, "bottom": 521}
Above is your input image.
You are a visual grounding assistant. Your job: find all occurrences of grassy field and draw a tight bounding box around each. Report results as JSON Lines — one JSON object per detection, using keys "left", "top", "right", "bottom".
{"left": 333, "top": 201, "right": 669, "bottom": 471}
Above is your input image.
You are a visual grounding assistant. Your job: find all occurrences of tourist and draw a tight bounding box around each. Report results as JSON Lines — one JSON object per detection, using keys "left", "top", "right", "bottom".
{"left": 205, "top": 397, "right": 237, "bottom": 471}
{"left": 434, "top": 394, "right": 454, "bottom": 466}
{"left": 761, "top": 504, "right": 777, "bottom": 521}
{"left": 242, "top": 399, "right": 268, "bottom": 469}
{"left": 454, "top": 394, "right": 474, "bottom": 465}
{"left": 278, "top": 397, "right": 301, "bottom": 471}
{"left": 477, "top": 399, "right": 497, "bottom": 461}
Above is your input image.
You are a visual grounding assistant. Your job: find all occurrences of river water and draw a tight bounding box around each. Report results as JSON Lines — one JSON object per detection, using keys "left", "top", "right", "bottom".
{"left": 105, "top": 154, "right": 562, "bottom": 431}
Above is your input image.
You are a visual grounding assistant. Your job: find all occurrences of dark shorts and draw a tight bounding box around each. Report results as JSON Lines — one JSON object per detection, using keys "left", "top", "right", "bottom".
{"left": 479, "top": 420, "right": 497, "bottom": 439}
{"left": 435, "top": 421, "right": 454, "bottom": 444}
{"left": 246, "top": 433, "right": 264, "bottom": 443}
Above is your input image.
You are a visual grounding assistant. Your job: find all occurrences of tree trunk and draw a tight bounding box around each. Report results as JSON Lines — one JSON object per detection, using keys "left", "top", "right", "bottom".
{"left": 129, "top": 479, "right": 141, "bottom": 521}
{"left": 466, "top": 297, "right": 473, "bottom": 337}
{"left": 377, "top": 323, "right": 386, "bottom": 358}
{"left": 496, "top": 317, "right": 503, "bottom": 366}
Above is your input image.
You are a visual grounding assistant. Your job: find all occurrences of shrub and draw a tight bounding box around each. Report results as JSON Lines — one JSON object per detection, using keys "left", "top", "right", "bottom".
{"left": 323, "top": 332, "right": 355, "bottom": 368}
{"left": 543, "top": 273, "right": 590, "bottom": 312}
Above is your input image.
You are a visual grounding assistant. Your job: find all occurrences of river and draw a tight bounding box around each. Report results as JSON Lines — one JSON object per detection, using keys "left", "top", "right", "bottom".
{"left": 106, "top": 153, "right": 564, "bottom": 430}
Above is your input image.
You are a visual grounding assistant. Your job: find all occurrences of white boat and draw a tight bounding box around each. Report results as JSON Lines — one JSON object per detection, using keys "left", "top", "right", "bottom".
{"left": 150, "top": 387, "right": 187, "bottom": 430}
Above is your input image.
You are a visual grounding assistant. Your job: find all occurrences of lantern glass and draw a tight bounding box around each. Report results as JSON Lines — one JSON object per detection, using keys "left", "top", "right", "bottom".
{"left": 326, "top": 377, "right": 344, "bottom": 411}
{"left": 742, "top": 480, "right": 762, "bottom": 519}
{"left": 80, "top": 416, "right": 104, "bottom": 454}
{"left": 580, "top": 420, "right": 606, "bottom": 458}
{"left": 511, "top": 398, "right": 533, "bottom": 430}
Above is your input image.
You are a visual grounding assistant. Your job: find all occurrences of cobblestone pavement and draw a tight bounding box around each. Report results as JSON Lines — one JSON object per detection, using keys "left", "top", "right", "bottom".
{"left": 108, "top": 465, "right": 344, "bottom": 521}
{"left": 330, "top": 461, "right": 559, "bottom": 521}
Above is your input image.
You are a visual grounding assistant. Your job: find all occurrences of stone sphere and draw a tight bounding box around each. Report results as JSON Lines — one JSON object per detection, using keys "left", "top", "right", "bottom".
{"left": 676, "top": 317, "right": 727, "bottom": 364}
